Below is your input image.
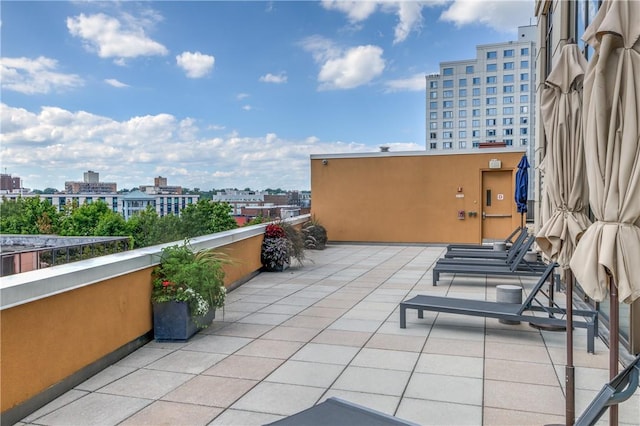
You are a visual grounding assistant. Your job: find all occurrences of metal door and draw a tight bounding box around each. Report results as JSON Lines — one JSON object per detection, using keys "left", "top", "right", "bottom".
{"left": 481, "top": 170, "right": 513, "bottom": 241}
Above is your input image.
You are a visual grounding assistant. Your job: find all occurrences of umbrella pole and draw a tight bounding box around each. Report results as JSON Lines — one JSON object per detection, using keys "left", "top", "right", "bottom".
{"left": 608, "top": 272, "right": 619, "bottom": 426}
{"left": 565, "top": 272, "right": 575, "bottom": 426}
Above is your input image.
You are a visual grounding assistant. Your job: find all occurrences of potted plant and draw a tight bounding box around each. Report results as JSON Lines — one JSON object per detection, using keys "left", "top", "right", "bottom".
{"left": 302, "top": 217, "right": 328, "bottom": 250}
{"left": 261, "top": 223, "right": 292, "bottom": 271}
{"left": 151, "top": 241, "right": 228, "bottom": 341}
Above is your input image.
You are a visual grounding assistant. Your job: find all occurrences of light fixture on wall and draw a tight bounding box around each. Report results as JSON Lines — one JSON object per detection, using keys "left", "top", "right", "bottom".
{"left": 322, "top": 159, "right": 328, "bottom": 165}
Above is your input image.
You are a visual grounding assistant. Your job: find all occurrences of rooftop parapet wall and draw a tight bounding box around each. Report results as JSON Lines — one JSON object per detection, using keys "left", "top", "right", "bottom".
{"left": 0, "top": 215, "right": 309, "bottom": 423}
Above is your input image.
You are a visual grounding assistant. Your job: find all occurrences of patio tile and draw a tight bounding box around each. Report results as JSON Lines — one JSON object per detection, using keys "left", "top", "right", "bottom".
{"left": 21, "top": 390, "right": 89, "bottom": 423}
{"left": 234, "top": 338, "right": 304, "bottom": 359}
{"left": 202, "top": 355, "right": 283, "bottom": 380}
{"left": 208, "top": 409, "right": 284, "bottom": 425}
{"left": 300, "top": 306, "right": 348, "bottom": 318}
{"left": 223, "top": 301, "right": 269, "bottom": 313}
{"left": 258, "top": 304, "right": 307, "bottom": 315}
{"left": 34, "top": 393, "right": 151, "bottom": 426}
{"left": 328, "top": 317, "right": 383, "bottom": 332}
{"left": 483, "top": 407, "right": 564, "bottom": 426}
{"left": 230, "top": 382, "right": 325, "bottom": 416}
{"left": 146, "top": 350, "right": 226, "bottom": 374}
{"left": 404, "top": 372, "right": 483, "bottom": 406}
{"left": 291, "top": 343, "right": 360, "bottom": 365}
{"left": 319, "top": 390, "right": 399, "bottom": 415}
{"left": 414, "top": 353, "right": 484, "bottom": 378}
{"left": 281, "top": 314, "right": 335, "bottom": 329}
{"left": 365, "top": 333, "right": 426, "bottom": 352}
{"left": 376, "top": 320, "right": 434, "bottom": 336}
{"left": 485, "top": 341, "right": 552, "bottom": 363}
{"left": 311, "top": 329, "right": 372, "bottom": 347}
{"left": 350, "top": 348, "right": 419, "bottom": 372}
{"left": 341, "top": 308, "right": 392, "bottom": 321}
{"left": 485, "top": 358, "right": 560, "bottom": 386}
{"left": 75, "top": 365, "right": 136, "bottom": 391}
{"left": 115, "top": 347, "right": 174, "bottom": 368}
{"left": 265, "top": 360, "right": 345, "bottom": 387}
{"left": 162, "top": 376, "right": 257, "bottom": 408}
{"left": 396, "top": 397, "right": 482, "bottom": 426}
{"left": 234, "top": 312, "right": 291, "bottom": 326}
{"left": 98, "top": 369, "right": 194, "bottom": 399}
{"left": 120, "top": 401, "right": 222, "bottom": 425}
{"left": 313, "top": 298, "right": 359, "bottom": 309}
{"left": 210, "top": 322, "right": 274, "bottom": 338}
{"left": 427, "top": 324, "right": 486, "bottom": 342}
{"left": 182, "top": 335, "right": 253, "bottom": 354}
{"left": 422, "top": 337, "right": 485, "bottom": 357}
{"left": 260, "top": 325, "right": 321, "bottom": 342}
{"left": 331, "top": 366, "right": 411, "bottom": 396}
{"left": 483, "top": 379, "right": 564, "bottom": 415}
{"left": 484, "top": 327, "right": 546, "bottom": 346}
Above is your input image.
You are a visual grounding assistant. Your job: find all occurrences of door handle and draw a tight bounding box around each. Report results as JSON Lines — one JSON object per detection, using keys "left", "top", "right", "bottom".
{"left": 482, "top": 211, "right": 486, "bottom": 220}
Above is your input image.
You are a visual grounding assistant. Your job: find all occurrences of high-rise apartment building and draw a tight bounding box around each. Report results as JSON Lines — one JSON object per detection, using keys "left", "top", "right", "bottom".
{"left": 425, "top": 25, "right": 536, "bottom": 161}
{"left": 65, "top": 170, "right": 117, "bottom": 194}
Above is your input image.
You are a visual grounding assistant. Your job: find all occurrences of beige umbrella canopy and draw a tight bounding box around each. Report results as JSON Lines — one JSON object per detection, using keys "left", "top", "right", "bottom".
{"left": 536, "top": 43, "right": 591, "bottom": 273}
{"left": 570, "top": 0, "right": 640, "bottom": 305}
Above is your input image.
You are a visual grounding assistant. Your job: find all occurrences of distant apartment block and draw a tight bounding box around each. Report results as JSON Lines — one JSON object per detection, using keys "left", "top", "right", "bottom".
{"left": 0, "top": 174, "right": 22, "bottom": 193}
{"left": 425, "top": 25, "right": 536, "bottom": 157}
{"left": 139, "top": 176, "right": 183, "bottom": 195}
{"left": 1, "top": 191, "right": 199, "bottom": 220}
{"left": 65, "top": 171, "right": 117, "bottom": 194}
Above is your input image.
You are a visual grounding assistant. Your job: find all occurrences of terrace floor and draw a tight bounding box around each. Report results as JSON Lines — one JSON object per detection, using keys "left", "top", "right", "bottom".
{"left": 18, "top": 244, "right": 639, "bottom": 425}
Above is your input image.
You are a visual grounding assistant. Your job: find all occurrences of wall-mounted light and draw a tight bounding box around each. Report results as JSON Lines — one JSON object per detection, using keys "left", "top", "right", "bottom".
{"left": 322, "top": 159, "right": 328, "bottom": 165}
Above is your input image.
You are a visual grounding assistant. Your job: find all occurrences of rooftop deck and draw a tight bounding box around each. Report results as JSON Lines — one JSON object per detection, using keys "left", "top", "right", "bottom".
{"left": 17, "top": 244, "right": 639, "bottom": 425}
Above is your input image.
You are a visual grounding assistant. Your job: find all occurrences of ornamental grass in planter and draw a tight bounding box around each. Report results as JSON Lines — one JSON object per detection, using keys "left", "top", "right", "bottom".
{"left": 151, "top": 241, "right": 228, "bottom": 340}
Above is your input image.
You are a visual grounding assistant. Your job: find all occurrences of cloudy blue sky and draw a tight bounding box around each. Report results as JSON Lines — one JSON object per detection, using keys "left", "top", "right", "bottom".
{"left": 1, "top": 0, "right": 535, "bottom": 191}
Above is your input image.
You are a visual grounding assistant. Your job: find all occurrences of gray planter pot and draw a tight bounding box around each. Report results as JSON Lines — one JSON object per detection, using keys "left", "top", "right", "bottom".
{"left": 152, "top": 301, "right": 215, "bottom": 341}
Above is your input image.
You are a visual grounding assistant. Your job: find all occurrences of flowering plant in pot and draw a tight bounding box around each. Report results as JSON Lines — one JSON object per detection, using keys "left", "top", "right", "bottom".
{"left": 260, "top": 221, "right": 306, "bottom": 271}
{"left": 151, "top": 241, "right": 228, "bottom": 340}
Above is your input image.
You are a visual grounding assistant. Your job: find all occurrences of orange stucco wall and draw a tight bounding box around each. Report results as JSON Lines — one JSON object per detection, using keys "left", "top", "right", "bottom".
{"left": 311, "top": 152, "right": 526, "bottom": 244}
{"left": 0, "top": 232, "right": 265, "bottom": 414}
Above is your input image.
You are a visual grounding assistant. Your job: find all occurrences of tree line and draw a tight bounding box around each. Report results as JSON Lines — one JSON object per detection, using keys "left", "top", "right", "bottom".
{"left": 0, "top": 197, "right": 248, "bottom": 249}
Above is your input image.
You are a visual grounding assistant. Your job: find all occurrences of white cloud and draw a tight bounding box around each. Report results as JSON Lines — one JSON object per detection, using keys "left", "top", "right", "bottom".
{"left": 104, "top": 78, "right": 129, "bottom": 88}
{"left": 237, "top": 93, "right": 250, "bottom": 100}
{"left": 0, "top": 103, "right": 417, "bottom": 190}
{"left": 242, "top": 105, "right": 253, "bottom": 111}
{"left": 0, "top": 56, "right": 83, "bottom": 94}
{"left": 259, "top": 72, "right": 288, "bottom": 84}
{"left": 321, "top": 0, "right": 443, "bottom": 44}
{"left": 440, "top": 0, "right": 535, "bottom": 32}
{"left": 301, "top": 36, "right": 385, "bottom": 90}
{"left": 67, "top": 13, "right": 168, "bottom": 62}
{"left": 176, "top": 51, "right": 215, "bottom": 78}
{"left": 385, "top": 73, "right": 426, "bottom": 92}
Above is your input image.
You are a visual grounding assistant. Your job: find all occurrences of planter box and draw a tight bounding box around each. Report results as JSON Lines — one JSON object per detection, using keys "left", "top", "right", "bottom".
{"left": 152, "top": 301, "right": 215, "bottom": 341}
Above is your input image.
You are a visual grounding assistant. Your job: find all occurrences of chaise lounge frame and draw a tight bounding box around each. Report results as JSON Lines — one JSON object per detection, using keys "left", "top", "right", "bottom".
{"left": 400, "top": 263, "right": 599, "bottom": 353}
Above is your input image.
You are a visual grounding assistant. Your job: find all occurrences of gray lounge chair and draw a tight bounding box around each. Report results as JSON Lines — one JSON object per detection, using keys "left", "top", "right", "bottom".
{"left": 575, "top": 354, "right": 640, "bottom": 425}
{"left": 400, "top": 262, "right": 599, "bottom": 353}
{"left": 264, "top": 397, "right": 419, "bottom": 426}
{"left": 444, "top": 229, "right": 529, "bottom": 260}
{"left": 446, "top": 227, "right": 523, "bottom": 251}
{"left": 432, "top": 236, "right": 547, "bottom": 285}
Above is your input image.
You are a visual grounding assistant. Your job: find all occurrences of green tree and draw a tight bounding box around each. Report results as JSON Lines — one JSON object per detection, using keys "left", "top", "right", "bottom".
{"left": 58, "top": 200, "right": 112, "bottom": 236}
{"left": 127, "top": 205, "right": 162, "bottom": 248}
{"left": 156, "top": 214, "right": 183, "bottom": 243}
{"left": 0, "top": 196, "right": 60, "bottom": 234}
{"left": 180, "top": 199, "right": 237, "bottom": 238}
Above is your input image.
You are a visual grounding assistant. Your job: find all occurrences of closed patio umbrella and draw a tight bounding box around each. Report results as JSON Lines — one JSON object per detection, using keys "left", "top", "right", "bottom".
{"left": 514, "top": 154, "right": 529, "bottom": 229}
{"left": 570, "top": 0, "right": 640, "bottom": 424}
{"left": 535, "top": 41, "right": 591, "bottom": 425}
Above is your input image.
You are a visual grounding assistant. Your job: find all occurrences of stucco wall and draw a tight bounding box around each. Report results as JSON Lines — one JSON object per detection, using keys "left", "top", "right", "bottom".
{"left": 311, "top": 151, "right": 526, "bottom": 244}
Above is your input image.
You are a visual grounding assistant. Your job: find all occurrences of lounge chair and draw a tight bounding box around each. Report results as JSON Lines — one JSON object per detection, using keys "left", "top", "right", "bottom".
{"left": 265, "top": 397, "right": 419, "bottom": 426}
{"left": 432, "top": 236, "right": 547, "bottom": 285}
{"left": 400, "top": 262, "right": 599, "bottom": 353}
{"left": 444, "top": 229, "right": 529, "bottom": 260}
{"left": 575, "top": 354, "right": 640, "bottom": 425}
{"left": 446, "top": 227, "right": 523, "bottom": 251}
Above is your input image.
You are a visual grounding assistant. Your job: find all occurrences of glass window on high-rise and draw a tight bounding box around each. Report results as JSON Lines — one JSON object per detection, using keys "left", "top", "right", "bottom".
{"left": 503, "top": 96, "right": 514, "bottom": 104}
{"left": 429, "top": 81, "right": 438, "bottom": 88}
{"left": 504, "top": 62, "right": 514, "bottom": 70}
{"left": 459, "top": 130, "right": 467, "bottom": 138}
{"left": 459, "top": 99, "right": 467, "bottom": 107}
{"left": 430, "top": 112, "right": 437, "bottom": 119}
{"left": 520, "top": 73, "right": 529, "bottom": 81}
{"left": 472, "top": 77, "right": 480, "bottom": 85}
{"left": 459, "top": 120, "right": 466, "bottom": 128}
{"left": 503, "top": 107, "right": 514, "bottom": 114}
{"left": 429, "top": 101, "right": 437, "bottom": 109}
{"left": 486, "top": 87, "right": 497, "bottom": 95}
{"left": 443, "top": 111, "right": 453, "bottom": 118}
{"left": 466, "top": 65, "right": 474, "bottom": 74}
{"left": 459, "top": 78, "right": 467, "bottom": 86}
{"left": 504, "top": 74, "right": 514, "bottom": 83}
{"left": 521, "top": 47, "right": 529, "bottom": 55}
{"left": 459, "top": 110, "right": 467, "bottom": 117}
{"left": 520, "top": 83, "right": 528, "bottom": 91}
{"left": 443, "top": 90, "right": 453, "bottom": 98}
{"left": 430, "top": 142, "right": 437, "bottom": 149}
{"left": 504, "top": 49, "right": 514, "bottom": 57}
{"left": 520, "top": 60, "right": 529, "bottom": 68}
{"left": 487, "top": 76, "right": 497, "bottom": 84}
{"left": 520, "top": 94, "right": 529, "bottom": 102}
{"left": 472, "top": 88, "right": 480, "bottom": 96}
{"left": 459, "top": 141, "right": 467, "bottom": 149}
{"left": 443, "top": 79, "right": 454, "bottom": 88}
{"left": 504, "top": 85, "right": 514, "bottom": 93}
{"left": 487, "top": 63, "right": 497, "bottom": 71}
{"left": 459, "top": 88, "right": 467, "bottom": 97}
{"left": 430, "top": 91, "right": 437, "bottom": 98}
{"left": 487, "top": 51, "right": 497, "bottom": 59}
{"left": 443, "top": 67, "right": 454, "bottom": 75}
